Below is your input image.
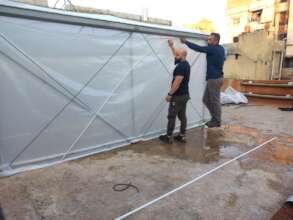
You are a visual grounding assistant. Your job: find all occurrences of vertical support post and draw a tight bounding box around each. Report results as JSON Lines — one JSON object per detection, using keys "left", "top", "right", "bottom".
{"left": 130, "top": 33, "right": 136, "bottom": 139}
{"left": 271, "top": 50, "right": 275, "bottom": 80}
{"left": 278, "top": 50, "right": 284, "bottom": 80}
{"left": 9, "top": 33, "right": 132, "bottom": 167}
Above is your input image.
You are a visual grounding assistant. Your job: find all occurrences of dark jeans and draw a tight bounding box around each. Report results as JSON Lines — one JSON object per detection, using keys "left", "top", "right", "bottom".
{"left": 203, "top": 78, "right": 223, "bottom": 124}
{"left": 167, "top": 94, "right": 189, "bottom": 136}
{"left": 0, "top": 205, "right": 4, "bottom": 220}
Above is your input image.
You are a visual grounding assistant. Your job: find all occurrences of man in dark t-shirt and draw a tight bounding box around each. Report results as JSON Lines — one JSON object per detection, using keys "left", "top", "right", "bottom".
{"left": 159, "top": 39, "right": 190, "bottom": 144}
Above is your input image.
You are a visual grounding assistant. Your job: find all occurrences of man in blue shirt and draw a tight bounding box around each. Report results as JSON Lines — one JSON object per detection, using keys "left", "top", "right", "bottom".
{"left": 159, "top": 39, "right": 190, "bottom": 144}
{"left": 181, "top": 33, "right": 225, "bottom": 127}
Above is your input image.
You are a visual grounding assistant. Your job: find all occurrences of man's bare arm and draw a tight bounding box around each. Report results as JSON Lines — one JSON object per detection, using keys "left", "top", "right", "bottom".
{"left": 168, "top": 39, "right": 177, "bottom": 57}
{"left": 169, "top": 75, "right": 184, "bottom": 95}
{"left": 166, "top": 75, "right": 184, "bottom": 102}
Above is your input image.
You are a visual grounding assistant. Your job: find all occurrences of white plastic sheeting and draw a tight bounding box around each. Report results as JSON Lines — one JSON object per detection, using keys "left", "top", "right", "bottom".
{"left": 0, "top": 6, "right": 208, "bottom": 176}
{"left": 221, "top": 87, "right": 248, "bottom": 104}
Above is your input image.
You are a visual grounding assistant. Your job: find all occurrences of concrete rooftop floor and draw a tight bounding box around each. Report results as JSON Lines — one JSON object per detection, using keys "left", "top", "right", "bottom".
{"left": 0, "top": 105, "right": 293, "bottom": 220}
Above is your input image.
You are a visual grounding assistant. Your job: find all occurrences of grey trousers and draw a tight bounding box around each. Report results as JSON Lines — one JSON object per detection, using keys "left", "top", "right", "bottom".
{"left": 167, "top": 94, "right": 190, "bottom": 136}
{"left": 203, "top": 78, "right": 223, "bottom": 124}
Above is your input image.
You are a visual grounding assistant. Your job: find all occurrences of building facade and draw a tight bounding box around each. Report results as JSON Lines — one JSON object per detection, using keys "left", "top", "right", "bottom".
{"left": 226, "top": 0, "right": 293, "bottom": 67}
{"left": 227, "top": 0, "right": 290, "bottom": 41}
{"left": 16, "top": 0, "right": 48, "bottom": 7}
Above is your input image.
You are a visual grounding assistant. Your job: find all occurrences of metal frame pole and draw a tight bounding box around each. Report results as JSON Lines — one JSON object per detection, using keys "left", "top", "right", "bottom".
{"left": 9, "top": 33, "right": 132, "bottom": 167}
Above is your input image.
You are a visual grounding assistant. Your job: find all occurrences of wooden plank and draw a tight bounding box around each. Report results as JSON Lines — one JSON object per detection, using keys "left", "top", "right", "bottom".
{"left": 242, "top": 86, "right": 293, "bottom": 95}
{"left": 243, "top": 80, "right": 293, "bottom": 84}
{"left": 244, "top": 93, "right": 293, "bottom": 100}
{"left": 241, "top": 82, "right": 293, "bottom": 88}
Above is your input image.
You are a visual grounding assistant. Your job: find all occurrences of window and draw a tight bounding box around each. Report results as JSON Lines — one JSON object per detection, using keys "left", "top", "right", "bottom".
{"left": 283, "top": 58, "right": 293, "bottom": 68}
{"left": 279, "top": 11, "right": 289, "bottom": 25}
{"left": 251, "top": 10, "right": 262, "bottom": 22}
{"left": 278, "top": 11, "right": 289, "bottom": 39}
{"left": 278, "top": 33, "right": 287, "bottom": 40}
{"left": 233, "top": 17, "right": 240, "bottom": 26}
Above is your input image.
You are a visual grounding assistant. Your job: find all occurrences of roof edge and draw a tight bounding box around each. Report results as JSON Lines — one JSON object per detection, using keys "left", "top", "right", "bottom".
{"left": 0, "top": 1, "right": 208, "bottom": 39}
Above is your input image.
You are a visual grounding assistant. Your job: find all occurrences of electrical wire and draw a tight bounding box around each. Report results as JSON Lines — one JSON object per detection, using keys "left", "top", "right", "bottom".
{"left": 113, "top": 183, "right": 140, "bottom": 193}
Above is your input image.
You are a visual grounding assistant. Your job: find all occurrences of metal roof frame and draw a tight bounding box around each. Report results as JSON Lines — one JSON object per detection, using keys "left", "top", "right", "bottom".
{"left": 0, "top": 0, "right": 208, "bottom": 39}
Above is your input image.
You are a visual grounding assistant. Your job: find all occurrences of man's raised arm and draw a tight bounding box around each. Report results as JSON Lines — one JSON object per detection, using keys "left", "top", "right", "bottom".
{"left": 168, "top": 39, "right": 177, "bottom": 57}
{"left": 180, "top": 37, "right": 212, "bottom": 54}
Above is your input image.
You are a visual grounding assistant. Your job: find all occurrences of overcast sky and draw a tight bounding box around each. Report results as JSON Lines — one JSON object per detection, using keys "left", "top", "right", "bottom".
{"left": 48, "top": 0, "right": 229, "bottom": 42}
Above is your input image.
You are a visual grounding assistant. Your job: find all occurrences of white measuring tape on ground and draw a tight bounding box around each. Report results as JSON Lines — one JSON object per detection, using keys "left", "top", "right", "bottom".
{"left": 115, "top": 136, "right": 277, "bottom": 220}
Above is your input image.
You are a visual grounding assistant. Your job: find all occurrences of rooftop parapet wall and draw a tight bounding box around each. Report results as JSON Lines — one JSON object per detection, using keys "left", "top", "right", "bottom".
{"left": 224, "top": 30, "right": 286, "bottom": 80}
{"left": 16, "top": 0, "right": 47, "bottom": 7}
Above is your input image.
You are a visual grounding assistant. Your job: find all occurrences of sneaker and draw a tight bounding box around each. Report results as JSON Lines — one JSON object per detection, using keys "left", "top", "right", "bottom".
{"left": 174, "top": 134, "right": 186, "bottom": 143}
{"left": 206, "top": 120, "right": 221, "bottom": 128}
{"left": 159, "top": 135, "right": 172, "bottom": 144}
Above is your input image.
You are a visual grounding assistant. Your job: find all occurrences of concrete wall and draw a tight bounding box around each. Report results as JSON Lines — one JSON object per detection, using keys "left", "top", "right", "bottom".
{"left": 226, "top": 0, "right": 290, "bottom": 43}
{"left": 224, "top": 30, "right": 285, "bottom": 80}
{"left": 226, "top": 2, "right": 250, "bottom": 42}
{"left": 227, "top": 0, "right": 252, "bottom": 9}
{"left": 65, "top": 5, "right": 172, "bottom": 26}
{"left": 226, "top": 9, "right": 250, "bottom": 42}
{"left": 16, "top": 0, "right": 48, "bottom": 6}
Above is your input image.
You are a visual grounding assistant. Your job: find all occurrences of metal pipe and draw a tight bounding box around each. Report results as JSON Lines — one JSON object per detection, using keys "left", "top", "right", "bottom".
{"left": 0, "top": 1, "right": 208, "bottom": 40}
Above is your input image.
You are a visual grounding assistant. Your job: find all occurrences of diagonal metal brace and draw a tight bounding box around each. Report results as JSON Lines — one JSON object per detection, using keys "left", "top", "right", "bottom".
{"left": 0, "top": 31, "right": 92, "bottom": 112}
{"left": 9, "top": 33, "right": 132, "bottom": 167}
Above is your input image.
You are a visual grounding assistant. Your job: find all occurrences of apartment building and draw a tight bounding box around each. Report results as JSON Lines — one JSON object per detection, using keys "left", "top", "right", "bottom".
{"left": 226, "top": 0, "right": 293, "bottom": 67}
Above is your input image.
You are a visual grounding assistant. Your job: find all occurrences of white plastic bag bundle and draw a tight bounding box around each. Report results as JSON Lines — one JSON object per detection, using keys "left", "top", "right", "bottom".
{"left": 221, "top": 86, "right": 248, "bottom": 104}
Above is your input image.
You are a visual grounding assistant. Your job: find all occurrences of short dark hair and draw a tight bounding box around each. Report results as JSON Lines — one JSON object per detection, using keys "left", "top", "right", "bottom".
{"left": 210, "top": 33, "right": 221, "bottom": 42}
